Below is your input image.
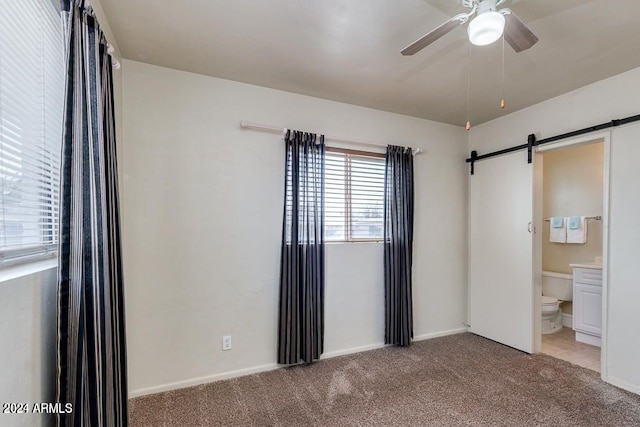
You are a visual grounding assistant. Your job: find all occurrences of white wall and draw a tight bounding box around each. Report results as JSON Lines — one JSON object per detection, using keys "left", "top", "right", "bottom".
{"left": 0, "top": 264, "right": 57, "bottom": 427}
{"left": 607, "top": 123, "right": 640, "bottom": 393}
{"left": 470, "top": 66, "right": 640, "bottom": 394}
{"left": 121, "top": 60, "right": 469, "bottom": 396}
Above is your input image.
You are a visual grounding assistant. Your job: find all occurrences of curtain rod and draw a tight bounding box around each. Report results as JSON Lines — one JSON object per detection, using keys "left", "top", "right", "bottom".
{"left": 107, "top": 45, "right": 121, "bottom": 69}
{"left": 81, "top": 0, "right": 120, "bottom": 69}
{"left": 239, "top": 121, "right": 423, "bottom": 156}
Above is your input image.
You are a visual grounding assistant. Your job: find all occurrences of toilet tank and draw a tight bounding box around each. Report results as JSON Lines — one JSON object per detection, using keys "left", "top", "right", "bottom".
{"left": 542, "top": 271, "right": 573, "bottom": 301}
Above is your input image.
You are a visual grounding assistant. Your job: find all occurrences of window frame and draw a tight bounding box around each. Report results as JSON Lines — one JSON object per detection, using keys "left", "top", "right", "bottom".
{"left": 325, "top": 147, "right": 386, "bottom": 244}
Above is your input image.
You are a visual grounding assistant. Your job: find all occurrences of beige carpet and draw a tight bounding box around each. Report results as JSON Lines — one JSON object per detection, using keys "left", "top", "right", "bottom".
{"left": 129, "top": 333, "right": 640, "bottom": 426}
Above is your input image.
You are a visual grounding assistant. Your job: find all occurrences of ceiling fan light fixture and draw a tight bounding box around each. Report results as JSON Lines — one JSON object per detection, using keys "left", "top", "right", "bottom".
{"left": 468, "top": 11, "right": 505, "bottom": 46}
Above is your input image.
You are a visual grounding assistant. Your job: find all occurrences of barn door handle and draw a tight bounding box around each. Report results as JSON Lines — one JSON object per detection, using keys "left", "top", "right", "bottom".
{"left": 528, "top": 222, "right": 532, "bottom": 233}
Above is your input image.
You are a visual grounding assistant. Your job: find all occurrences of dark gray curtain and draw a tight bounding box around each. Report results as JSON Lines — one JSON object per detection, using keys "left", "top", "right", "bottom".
{"left": 278, "top": 130, "right": 325, "bottom": 365}
{"left": 57, "top": 1, "right": 128, "bottom": 426}
{"left": 384, "top": 145, "right": 414, "bottom": 346}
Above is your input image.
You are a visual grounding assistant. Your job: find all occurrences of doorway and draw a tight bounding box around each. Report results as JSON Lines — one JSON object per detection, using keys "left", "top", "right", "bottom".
{"left": 534, "top": 133, "right": 610, "bottom": 376}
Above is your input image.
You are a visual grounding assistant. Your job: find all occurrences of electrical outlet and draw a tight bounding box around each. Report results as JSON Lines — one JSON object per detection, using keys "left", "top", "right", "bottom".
{"left": 222, "top": 335, "right": 232, "bottom": 351}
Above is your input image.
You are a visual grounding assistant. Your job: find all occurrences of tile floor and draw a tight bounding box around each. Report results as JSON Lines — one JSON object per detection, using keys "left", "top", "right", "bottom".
{"left": 541, "top": 327, "right": 601, "bottom": 372}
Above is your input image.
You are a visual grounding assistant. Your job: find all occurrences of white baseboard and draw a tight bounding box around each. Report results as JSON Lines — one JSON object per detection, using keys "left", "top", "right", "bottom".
{"left": 561, "top": 313, "right": 573, "bottom": 328}
{"left": 413, "top": 327, "right": 469, "bottom": 342}
{"left": 128, "top": 362, "right": 281, "bottom": 398}
{"left": 321, "top": 342, "right": 387, "bottom": 359}
{"left": 605, "top": 376, "right": 640, "bottom": 395}
{"left": 128, "top": 326, "right": 468, "bottom": 399}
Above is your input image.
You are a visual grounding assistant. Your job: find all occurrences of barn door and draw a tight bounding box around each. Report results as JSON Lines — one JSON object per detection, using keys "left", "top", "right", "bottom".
{"left": 469, "top": 150, "right": 535, "bottom": 353}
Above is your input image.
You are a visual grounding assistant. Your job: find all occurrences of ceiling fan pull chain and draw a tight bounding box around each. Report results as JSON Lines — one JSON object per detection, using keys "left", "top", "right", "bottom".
{"left": 501, "top": 31, "right": 506, "bottom": 110}
{"left": 466, "top": 41, "right": 472, "bottom": 131}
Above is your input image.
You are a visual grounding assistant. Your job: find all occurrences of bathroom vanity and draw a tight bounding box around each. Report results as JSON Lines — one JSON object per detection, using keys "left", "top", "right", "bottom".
{"left": 570, "top": 263, "right": 603, "bottom": 347}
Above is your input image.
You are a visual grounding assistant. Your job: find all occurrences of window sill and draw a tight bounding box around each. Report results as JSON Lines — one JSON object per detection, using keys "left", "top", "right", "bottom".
{"left": 0, "top": 258, "right": 58, "bottom": 283}
{"left": 326, "top": 240, "right": 384, "bottom": 245}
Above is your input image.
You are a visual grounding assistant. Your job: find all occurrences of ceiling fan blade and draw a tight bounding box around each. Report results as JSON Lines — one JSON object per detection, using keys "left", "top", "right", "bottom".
{"left": 401, "top": 15, "right": 466, "bottom": 56}
{"left": 502, "top": 9, "right": 539, "bottom": 53}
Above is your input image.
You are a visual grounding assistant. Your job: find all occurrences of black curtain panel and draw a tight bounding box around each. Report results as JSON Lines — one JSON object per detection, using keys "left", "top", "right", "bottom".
{"left": 384, "top": 145, "right": 415, "bottom": 346}
{"left": 278, "top": 130, "right": 325, "bottom": 365}
{"left": 56, "top": 1, "right": 128, "bottom": 426}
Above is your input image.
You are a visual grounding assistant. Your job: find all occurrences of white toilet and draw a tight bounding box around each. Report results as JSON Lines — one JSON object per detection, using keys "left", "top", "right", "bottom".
{"left": 541, "top": 271, "right": 573, "bottom": 334}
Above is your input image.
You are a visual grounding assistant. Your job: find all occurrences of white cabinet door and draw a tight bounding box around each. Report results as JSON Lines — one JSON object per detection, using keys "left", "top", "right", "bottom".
{"left": 574, "top": 282, "right": 602, "bottom": 336}
{"left": 469, "top": 150, "right": 534, "bottom": 353}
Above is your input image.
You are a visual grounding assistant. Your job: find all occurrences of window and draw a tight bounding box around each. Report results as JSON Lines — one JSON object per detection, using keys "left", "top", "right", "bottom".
{"left": 325, "top": 148, "right": 385, "bottom": 242}
{"left": 0, "top": 0, "right": 65, "bottom": 264}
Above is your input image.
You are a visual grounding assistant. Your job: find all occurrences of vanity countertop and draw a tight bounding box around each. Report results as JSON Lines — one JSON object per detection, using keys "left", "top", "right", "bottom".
{"left": 569, "top": 262, "right": 603, "bottom": 270}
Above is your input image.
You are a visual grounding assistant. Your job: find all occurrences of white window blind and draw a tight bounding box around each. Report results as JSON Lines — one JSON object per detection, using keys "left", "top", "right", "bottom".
{"left": 283, "top": 144, "right": 324, "bottom": 244}
{"left": 326, "top": 149, "right": 385, "bottom": 242}
{"left": 0, "top": 0, "right": 65, "bottom": 264}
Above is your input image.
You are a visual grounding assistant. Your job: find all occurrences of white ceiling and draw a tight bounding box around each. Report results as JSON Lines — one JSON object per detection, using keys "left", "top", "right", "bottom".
{"left": 100, "top": 0, "right": 640, "bottom": 126}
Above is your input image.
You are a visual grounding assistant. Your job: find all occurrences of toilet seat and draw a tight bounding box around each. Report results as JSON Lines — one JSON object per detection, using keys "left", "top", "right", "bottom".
{"left": 541, "top": 296, "right": 560, "bottom": 317}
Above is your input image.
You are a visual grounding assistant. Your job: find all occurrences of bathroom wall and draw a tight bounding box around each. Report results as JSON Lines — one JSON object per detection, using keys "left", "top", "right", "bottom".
{"left": 542, "top": 142, "right": 604, "bottom": 314}
{"left": 542, "top": 142, "right": 604, "bottom": 273}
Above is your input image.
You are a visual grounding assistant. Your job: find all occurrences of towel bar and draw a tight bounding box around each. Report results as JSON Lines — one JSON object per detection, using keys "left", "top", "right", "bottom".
{"left": 544, "top": 216, "right": 601, "bottom": 221}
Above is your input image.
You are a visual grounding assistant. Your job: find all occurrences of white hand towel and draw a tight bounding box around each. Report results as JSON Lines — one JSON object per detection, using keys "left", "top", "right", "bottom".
{"left": 549, "top": 217, "right": 567, "bottom": 243}
{"left": 567, "top": 216, "right": 588, "bottom": 244}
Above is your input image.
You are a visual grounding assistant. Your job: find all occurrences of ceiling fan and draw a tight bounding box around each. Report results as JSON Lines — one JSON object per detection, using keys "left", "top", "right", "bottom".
{"left": 401, "top": 0, "right": 538, "bottom": 55}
